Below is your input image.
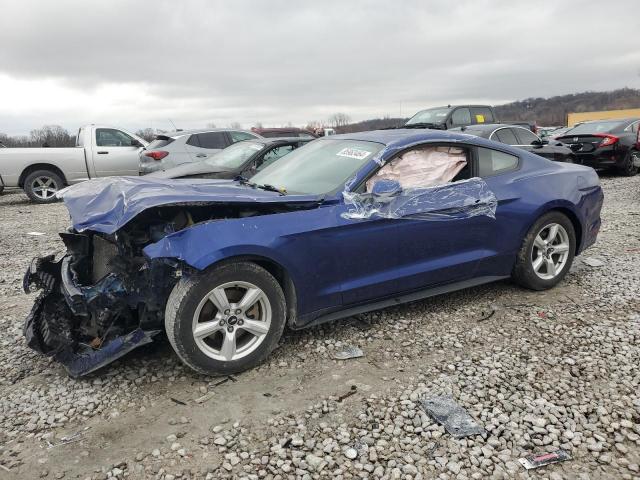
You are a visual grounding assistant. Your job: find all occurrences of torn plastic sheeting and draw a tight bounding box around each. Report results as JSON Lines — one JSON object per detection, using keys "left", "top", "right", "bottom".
{"left": 57, "top": 176, "right": 322, "bottom": 234}
{"left": 342, "top": 177, "right": 497, "bottom": 221}
{"left": 421, "top": 395, "right": 486, "bottom": 438}
{"left": 369, "top": 133, "right": 478, "bottom": 166}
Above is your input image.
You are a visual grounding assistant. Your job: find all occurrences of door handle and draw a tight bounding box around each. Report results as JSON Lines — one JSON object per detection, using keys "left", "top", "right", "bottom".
{"left": 97, "top": 151, "right": 109, "bottom": 154}
{"left": 195, "top": 154, "right": 207, "bottom": 158}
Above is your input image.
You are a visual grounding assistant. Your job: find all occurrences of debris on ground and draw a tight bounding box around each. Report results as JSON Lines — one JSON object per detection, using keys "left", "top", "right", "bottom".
{"left": 421, "top": 395, "right": 486, "bottom": 438}
{"left": 581, "top": 256, "right": 605, "bottom": 267}
{"left": 518, "top": 450, "right": 571, "bottom": 470}
{"left": 337, "top": 385, "right": 357, "bottom": 402}
{"left": 333, "top": 345, "right": 364, "bottom": 360}
{"left": 26, "top": 232, "right": 45, "bottom": 236}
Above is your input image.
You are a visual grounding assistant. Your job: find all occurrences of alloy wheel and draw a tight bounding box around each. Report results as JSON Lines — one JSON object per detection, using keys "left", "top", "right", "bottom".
{"left": 531, "top": 223, "right": 570, "bottom": 280}
{"left": 31, "top": 176, "right": 59, "bottom": 200}
{"left": 191, "top": 281, "right": 272, "bottom": 361}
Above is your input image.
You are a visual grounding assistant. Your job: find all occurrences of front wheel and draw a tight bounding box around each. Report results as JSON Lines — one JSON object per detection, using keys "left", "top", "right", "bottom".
{"left": 512, "top": 212, "right": 576, "bottom": 290}
{"left": 165, "top": 262, "right": 286, "bottom": 375}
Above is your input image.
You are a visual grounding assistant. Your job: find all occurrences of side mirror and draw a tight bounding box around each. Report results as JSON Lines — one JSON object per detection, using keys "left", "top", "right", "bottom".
{"left": 531, "top": 139, "right": 544, "bottom": 148}
{"left": 371, "top": 179, "right": 402, "bottom": 197}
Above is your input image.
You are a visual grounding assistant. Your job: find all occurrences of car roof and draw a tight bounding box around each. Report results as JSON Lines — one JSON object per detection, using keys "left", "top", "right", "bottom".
{"left": 579, "top": 118, "right": 639, "bottom": 124}
{"left": 323, "top": 128, "right": 492, "bottom": 147}
{"left": 163, "top": 128, "right": 259, "bottom": 138}
{"left": 454, "top": 124, "right": 534, "bottom": 134}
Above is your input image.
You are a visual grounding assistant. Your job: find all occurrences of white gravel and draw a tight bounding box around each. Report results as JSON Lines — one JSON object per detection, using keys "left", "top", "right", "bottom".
{"left": 0, "top": 174, "right": 638, "bottom": 479}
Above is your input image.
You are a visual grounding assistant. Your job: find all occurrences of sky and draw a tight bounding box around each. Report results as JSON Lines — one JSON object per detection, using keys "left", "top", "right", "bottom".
{"left": 0, "top": 0, "right": 638, "bottom": 136}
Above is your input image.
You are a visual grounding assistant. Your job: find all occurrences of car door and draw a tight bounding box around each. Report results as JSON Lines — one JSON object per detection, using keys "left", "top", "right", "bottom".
{"left": 387, "top": 144, "right": 497, "bottom": 293}
{"left": 92, "top": 128, "right": 142, "bottom": 176}
{"left": 184, "top": 132, "right": 228, "bottom": 162}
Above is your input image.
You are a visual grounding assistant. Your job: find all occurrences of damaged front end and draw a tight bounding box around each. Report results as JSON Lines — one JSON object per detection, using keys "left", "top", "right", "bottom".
{"left": 23, "top": 228, "right": 182, "bottom": 377}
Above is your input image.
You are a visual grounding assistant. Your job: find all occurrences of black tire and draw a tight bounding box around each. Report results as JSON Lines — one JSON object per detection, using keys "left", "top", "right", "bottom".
{"left": 23, "top": 170, "right": 64, "bottom": 204}
{"left": 165, "top": 262, "right": 286, "bottom": 375}
{"left": 512, "top": 211, "right": 576, "bottom": 291}
{"left": 618, "top": 150, "right": 639, "bottom": 177}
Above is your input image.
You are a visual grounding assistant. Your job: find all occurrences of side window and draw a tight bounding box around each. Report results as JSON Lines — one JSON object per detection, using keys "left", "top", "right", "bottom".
{"left": 492, "top": 128, "right": 519, "bottom": 145}
{"left": 450, "top": 108, "right": 471, "bottom": 126}
{"left": 514, "top": 128, "right": 540, "bottom": 145}
{"left": 471, "top": 107, "right": 494, "bottom": 124}
{"left": 230, "top": 131, "right": 258, "bottom": 143}
{"left": 186, "top": 134, "right": 200, "bottom": 147}
{"left": 95, "top": 128, "right": 135, "bottom": 147}
{"left": 477, "top": 147, "right": 519, "bottom": 177}
{"left": 197, "top": 132, "right": 227, "bottom": 149}
{"left": 366, "top": 145, "right": 470, "bottom": 191}
{"left": 257, "top": 145, "right": 295, "bottom": 171}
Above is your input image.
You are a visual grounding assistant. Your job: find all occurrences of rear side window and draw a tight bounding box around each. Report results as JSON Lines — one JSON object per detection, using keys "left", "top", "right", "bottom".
{"left": 96, "top": 128, "right": 135, "bottom": 147}
{"left": 451, "top": 108, "right": 471, "bottom": 126}
{"left": 195, "top": 132, "right": 227, "bottom": 149}
{"left": 492, "top": 128, "right": 519, "bottom": 145}
{"left": 514, "top": 128, "right": 539, "bottom": 145}
{"left": 229, "top": 131, "right": 258, "bottom": 143}
{"left": 471, "top": 107, "right": 494, "bottom": 124}
{"left": 477, "top": 147, "right": 519, "bottom": 177}
{"left": 147, "top": 136, "right": 174, "bottom": 149}
{"left": 567, "top": 121, "right": 624, "bottom": 135}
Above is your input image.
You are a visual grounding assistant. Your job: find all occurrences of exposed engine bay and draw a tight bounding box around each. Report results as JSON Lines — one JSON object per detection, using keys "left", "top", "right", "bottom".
{"left": 23, "top": 201, "right": 314, "bottom": 377}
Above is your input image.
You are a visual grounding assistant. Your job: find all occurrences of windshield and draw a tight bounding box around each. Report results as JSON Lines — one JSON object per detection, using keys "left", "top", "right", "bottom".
{"left": 205, "top": 141, "right": 265, "bottom": 169}
{"left": 406, "top": 108, "right": 450, "bottom": 125}
{"left": 250, "top": 139, "right": 384, "bottom": 195}
{"left": 566, "top": 121, "right": 624, "bottom": 135}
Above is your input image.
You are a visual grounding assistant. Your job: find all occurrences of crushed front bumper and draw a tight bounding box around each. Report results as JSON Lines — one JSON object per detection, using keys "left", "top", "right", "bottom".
{"left": 23, "top": 255, "right": 160, "bottom": 377}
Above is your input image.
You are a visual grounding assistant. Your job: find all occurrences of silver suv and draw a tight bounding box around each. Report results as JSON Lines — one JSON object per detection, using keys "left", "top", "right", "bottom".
{"left": 139, "top": 128, "right": 262, "bottom": 174}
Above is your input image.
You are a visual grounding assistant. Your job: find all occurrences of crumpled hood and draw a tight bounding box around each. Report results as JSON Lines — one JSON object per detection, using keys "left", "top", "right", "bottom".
{"left": 58, "top": 177, "right": 321, "bottom": 234}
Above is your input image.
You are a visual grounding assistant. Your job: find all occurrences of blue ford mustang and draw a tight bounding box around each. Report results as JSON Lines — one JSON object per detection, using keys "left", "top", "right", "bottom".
{"left": 23, "top": 129, "right": 603, "bottom": 376}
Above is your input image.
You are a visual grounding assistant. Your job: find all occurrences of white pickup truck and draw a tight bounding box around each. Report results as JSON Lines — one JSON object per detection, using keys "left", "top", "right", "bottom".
{"left": 0, "top": 125, "right": 147, "bottom": 203}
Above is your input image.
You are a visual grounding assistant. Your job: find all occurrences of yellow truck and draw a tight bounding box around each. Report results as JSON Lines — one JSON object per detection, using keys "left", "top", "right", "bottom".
{"left": 567, "top": 108, "right": 640, "bottom": 126}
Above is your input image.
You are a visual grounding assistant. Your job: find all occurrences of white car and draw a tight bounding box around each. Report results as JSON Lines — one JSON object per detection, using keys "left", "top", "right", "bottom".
{"left": 139, "top": 128, "right": 262, "bottom": 174}
{"left": 0, "top": 125, "right": 147, "bottom": 203}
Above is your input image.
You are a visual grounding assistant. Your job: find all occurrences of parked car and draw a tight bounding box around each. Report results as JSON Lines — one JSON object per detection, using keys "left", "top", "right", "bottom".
{"left": 538, "top": 126, "right": 563, "bottom": 139}
{"left": 139, "top": 128, "right": 262, "bottom": 175}
{"left": 0, "top": 125, "right": 147, "bottom": 203}
{"left": 554, "top": 118, "right": 640, "bottom": 176}
{"left": 452, "top": 124, "right": 576, "bottom": 163}
{"left": 548, "top": 127, "right": 572, "bottom": 139}
{"left": 24, "top": 129, "right": 603, "bottom": 377}
{"left": 405, "top": 105, "right": 498, "bottom": 129}
{"left": 250, "top": 127, "right": 317, "bottom": 139}
{"left": 149, "top": 138, "right": 312, "bottom": 180}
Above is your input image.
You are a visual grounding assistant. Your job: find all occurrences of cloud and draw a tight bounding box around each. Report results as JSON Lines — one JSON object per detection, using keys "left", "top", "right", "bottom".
{"left": 0, "top": 0, "right": 638, "bottom": 134}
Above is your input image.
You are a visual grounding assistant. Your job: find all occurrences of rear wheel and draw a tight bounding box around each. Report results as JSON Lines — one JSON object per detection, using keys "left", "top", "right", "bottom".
{"left": 618, "top": 150, "right": 639, "bottom": 177}
{"left": 24, "top": 170, "right": 64, "bottom": 203}
{"left": 512, "top": 212, "right": 576, "bottom": 290}
{"left": 165, "top": 262, "right": 286, "bottom": 375}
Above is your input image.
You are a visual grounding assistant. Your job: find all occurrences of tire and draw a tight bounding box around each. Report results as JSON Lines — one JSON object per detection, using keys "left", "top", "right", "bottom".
{"left": 165, "top": 262, "right": 286, "bottom": 375}
{"left": 512, "top": 211, "right": 576, "bottom": 291}
{"left": 618, "top": 150, "right": 639, "bottom": 177}
{"left": 23, "top": 170, "right": 64, "bottom": 204}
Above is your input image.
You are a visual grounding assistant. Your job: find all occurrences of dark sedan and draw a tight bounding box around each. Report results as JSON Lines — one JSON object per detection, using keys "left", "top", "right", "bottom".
{"left": 149, "top": 138, "right": 312, "bottom": 180}
{"left": 452, "top": 124, "right": 576, "bottom": 163}
{"left": 554, "top": 118, "right": 640, "bottom": 176}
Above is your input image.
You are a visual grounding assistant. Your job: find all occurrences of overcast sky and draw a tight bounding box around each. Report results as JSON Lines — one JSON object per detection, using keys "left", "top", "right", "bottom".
{"left": 0, "top": 0, "right": 638, "bottom": 135}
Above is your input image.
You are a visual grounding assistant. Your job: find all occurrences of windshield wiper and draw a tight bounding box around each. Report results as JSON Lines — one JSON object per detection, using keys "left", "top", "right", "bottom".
{"left": 255, "top": 183, "right": 286, "bottom": 195}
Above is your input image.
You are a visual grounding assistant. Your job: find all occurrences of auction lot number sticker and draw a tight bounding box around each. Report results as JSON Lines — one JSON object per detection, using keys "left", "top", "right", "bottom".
{"left": 337, "top": 147, "right": 371, "bottom": 160}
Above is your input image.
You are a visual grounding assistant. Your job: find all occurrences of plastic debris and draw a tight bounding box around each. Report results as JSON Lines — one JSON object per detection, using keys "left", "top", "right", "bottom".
{"left": 26, "top": 231, "right": 45, "bottom": 236}
{"left": 518, "top": 450, "right": 571, "bottom": 470}
{"left": 421, "top": 395, "right": 486, "bottom": 438}
{"left": 581, "top": 257, "right": 605, "bottom": 267}
{"left": 334, "top": 345, "right": 364, "bottom": 360}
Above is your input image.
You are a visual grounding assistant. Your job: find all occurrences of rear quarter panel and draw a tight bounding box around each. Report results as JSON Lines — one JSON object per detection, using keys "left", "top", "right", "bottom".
{"left": 0, "top": 147, "right": 88, "bottom": 186}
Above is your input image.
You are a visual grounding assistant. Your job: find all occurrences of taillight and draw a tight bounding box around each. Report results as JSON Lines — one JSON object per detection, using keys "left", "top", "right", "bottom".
{"left": 595, "top": 134, "right": 619, "bottom": 147}
{"left": 144, "top": 150, "right": 169, "bottom": 160}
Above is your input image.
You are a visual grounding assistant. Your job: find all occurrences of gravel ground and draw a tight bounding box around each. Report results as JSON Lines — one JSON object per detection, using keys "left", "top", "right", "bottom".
{"left": 0, "top": 175, "right": 638, "bottom": 480}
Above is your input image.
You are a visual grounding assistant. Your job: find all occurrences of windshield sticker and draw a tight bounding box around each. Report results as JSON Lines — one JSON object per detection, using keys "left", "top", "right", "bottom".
{"left": 475, "top": 114, "right": 485, "bottom": 123}
{"left": 435, "top": 112, "right": 448, "bottom": 117}
{"left": 337, "top": 147, "right": 372, "bottom": 160}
